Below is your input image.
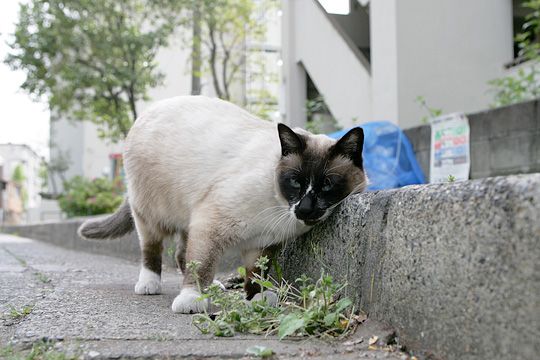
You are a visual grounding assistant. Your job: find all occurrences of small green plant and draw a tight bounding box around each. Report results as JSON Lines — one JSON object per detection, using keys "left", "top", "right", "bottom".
{"left": 447, "top": 175, "right": 456, "bottom": 182}
{"left": 246, "top": 345, "right": 274, "bottom": 358}
{"left": 415, "top": 96, "right": 443, "bottom": 124}
{"left": 489, "top": 0, "right": 540, "bottom": 107}
{"left": 58, "top": 176, "right": 124, "bottom": 217}
{"left": 9, "top": 305, "right": 33, "bottom": 319}
{"left": 189, "top": 257, "right": 356, "bottom": 339}
{"left": 34, "top": 272, "right": 51, "bottom": 284}
{"left": 0, "top": 340, "right": 78, "bottom": 360}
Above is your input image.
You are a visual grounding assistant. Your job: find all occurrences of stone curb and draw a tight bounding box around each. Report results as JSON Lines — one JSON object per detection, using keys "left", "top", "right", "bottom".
{"left": 280, "top": 174, "right": 540, "bottom": 359}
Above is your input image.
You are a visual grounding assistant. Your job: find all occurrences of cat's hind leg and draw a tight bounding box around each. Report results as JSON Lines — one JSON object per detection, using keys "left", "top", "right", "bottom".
{"left": 133, "top": 211, "right": 164, "bottom": 295}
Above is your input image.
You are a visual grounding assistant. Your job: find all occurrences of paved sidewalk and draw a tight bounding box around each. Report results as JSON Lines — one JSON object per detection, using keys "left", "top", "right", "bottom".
{"left": 0, "top": 234, "right": 408, "bottom": 359}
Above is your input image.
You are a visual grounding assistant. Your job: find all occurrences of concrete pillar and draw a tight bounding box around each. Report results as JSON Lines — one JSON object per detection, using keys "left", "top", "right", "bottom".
{"left": 281, "top": 0, "right": 307, "bottom": 127}
{"left": 370, "top": 0, "right": 399, "bottom": 123}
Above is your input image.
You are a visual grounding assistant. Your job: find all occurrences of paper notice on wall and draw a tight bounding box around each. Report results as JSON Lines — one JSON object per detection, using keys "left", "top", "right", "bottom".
{"left": 430, "top": 113, "right": 470, "bottom": 183}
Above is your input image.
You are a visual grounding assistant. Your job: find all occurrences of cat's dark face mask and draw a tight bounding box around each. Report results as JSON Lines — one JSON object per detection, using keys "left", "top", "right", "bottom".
{"left": 276, "top": 124, "right": 366, "bottom": 226}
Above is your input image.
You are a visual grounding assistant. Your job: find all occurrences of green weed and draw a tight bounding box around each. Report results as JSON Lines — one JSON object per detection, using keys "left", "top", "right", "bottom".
{"left": 0, "top": 341, "right": 77, "bottom": 360}
{"left": 189, "top": 257, "right": 356, "bottom": 339}
{"left": 245, "top": 345, "right": 274, "bottom": 358}
{"left": 8, "top": 305, "right": 33, "bottom": 319}
{"left": 34, "top": 272, "right": 51, "bottom": 284}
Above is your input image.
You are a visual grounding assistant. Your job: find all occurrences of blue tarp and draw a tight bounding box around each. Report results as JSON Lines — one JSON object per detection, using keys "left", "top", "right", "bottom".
{"left": 329, "top": 121, "right": 425, "bottom": 191}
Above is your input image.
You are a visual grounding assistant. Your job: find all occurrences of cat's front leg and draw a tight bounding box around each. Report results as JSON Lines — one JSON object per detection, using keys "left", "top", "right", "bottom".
{"left": 171, "top": 222, "right": 225, "bottom": 314}
{"left": 242, "top": 246, "right": 279, "bottom": 306}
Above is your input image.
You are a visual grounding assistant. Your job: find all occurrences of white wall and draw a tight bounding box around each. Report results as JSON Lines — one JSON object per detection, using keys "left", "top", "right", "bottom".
{"left": 283, "top": 0, "right": 372, "bottom": 128}
{"left": 370, "top": 0, "right": 399, "bottom": 122}
{"left": 394, "top": 0, "right": 513, "bottom": 128}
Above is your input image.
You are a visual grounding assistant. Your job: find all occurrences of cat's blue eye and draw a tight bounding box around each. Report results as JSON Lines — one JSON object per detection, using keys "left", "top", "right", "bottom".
{"left": 322, "top": 178, "right": 333, "bottom": 192}
{"left": 289, "top": 178, "right": 301, "bottom": 189}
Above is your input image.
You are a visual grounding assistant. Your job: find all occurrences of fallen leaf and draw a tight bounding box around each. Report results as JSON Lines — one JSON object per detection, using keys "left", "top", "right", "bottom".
{"left": 368, "top": 335, "right": 379, "bottom": 345}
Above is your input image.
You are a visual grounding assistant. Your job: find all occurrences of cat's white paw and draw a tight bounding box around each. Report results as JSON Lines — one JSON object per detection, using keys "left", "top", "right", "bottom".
{"left": 171, "top": 287, "right": 208, "bottom": 313}
{"left": 134, "top": 267, "right": 161, "bottom": 295}
{"left": 251, "top": 290, "right": 278, "bottom": 307}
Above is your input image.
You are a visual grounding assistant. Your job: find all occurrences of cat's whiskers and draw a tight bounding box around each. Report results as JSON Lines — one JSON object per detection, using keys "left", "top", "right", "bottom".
{"left": 258, "top": 208, "right": 291, "bottom": 248}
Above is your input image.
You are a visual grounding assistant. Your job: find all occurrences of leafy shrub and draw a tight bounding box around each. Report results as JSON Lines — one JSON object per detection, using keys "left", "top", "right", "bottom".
{"left": 489, "top": 0, "right": 540, "bottom": 107}
{"left": 58, "top": 176, "right": 124, "bottom": 217}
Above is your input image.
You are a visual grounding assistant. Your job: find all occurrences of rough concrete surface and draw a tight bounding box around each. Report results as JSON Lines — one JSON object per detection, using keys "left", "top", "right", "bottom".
{"left": 1, "top": 218, "right": 241, "bottom": 273}
{"left": 0, "top": 234, "right": 408, "bottom": 359}
{"left": 280, "top": 174, "right": 540, "bottom": 360}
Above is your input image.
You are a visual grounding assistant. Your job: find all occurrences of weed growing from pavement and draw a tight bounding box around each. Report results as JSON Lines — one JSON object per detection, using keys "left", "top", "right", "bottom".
{"left": 0, "top": 341, "right": 78, "bottom": 360}
{"left": 188, "top": 257, "right": 359, "bottom": 339}
{"left": 34, "top": 272, "right": 51, "bottom": 284}
{"left": 8, "top": 305, "right": 33, "bottom": 319}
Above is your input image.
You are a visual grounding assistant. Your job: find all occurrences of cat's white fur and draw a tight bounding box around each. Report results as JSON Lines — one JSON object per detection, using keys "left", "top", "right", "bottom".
{"left": 124, "top": 96, "right": 334, "bottom": 312}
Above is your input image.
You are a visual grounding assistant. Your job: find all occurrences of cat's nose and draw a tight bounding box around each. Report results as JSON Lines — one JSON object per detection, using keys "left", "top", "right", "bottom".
{"left": 295, "top": 195, "right": 316, "bottom": 219}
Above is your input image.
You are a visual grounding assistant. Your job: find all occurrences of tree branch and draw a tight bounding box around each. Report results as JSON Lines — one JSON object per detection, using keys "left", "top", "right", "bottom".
{"left": 207, "top": 21, "right": 223, "bottom": 99}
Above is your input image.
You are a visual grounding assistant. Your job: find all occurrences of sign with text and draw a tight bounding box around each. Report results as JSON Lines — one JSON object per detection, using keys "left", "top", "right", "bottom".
{"left": 430, "top": 113, "right": 470, "bottom": 183}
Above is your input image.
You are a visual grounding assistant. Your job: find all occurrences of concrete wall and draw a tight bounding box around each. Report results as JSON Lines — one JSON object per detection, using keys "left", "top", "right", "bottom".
{"left": 0, "top": 217, "right": 240, "bottom": 272}
{"left": 394, "top": 0, "right": 513, "bottom": 128}
{"left": 283, "top": 0, "right": 372, "bottom": 128}
{"left": 284, "top": 0, "right": 514, "bottom": 129}
{"left": 280, "top": 174, "right": 540, "bottom": 359}
{"left": 405, "top": 99, "right": 540, "bottom": 180}
{"left": 370, "top": 0, "right": 399, "bottom": 122}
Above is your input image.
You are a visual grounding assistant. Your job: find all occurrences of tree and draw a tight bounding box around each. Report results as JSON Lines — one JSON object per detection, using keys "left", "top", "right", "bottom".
{"left": 489, "top": 0, "right": 540, "bottom": 107}
{"left": 5, "top": 0, "right": 183, "bottom": 142}
{"left": 185, "top": 0, "right": 275, "bottom": 104}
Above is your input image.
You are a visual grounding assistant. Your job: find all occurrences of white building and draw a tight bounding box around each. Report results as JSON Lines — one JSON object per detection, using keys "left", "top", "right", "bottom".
{"left": 0, "top": 143, "right": 43, "bottom": 223}
{"left": 282, "top": 0, "right": 517, "bottom": 129}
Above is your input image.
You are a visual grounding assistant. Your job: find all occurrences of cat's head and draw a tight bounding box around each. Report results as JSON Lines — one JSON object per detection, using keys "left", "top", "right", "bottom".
{"left": 276, "top": 123, "right": 367, "bottom": 226}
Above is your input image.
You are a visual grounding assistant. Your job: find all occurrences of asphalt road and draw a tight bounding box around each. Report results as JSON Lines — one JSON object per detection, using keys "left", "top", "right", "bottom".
{"left": 0, "top": 234, "right": 409, "bottom": 359}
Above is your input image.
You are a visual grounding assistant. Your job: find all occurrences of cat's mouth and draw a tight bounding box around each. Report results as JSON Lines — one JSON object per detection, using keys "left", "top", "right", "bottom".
{"left": 303, "top": 219, "right": 321, "bottom": 226}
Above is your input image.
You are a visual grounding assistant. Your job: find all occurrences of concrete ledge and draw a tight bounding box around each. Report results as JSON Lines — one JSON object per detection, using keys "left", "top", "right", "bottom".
{"left": 0, "top": 218, "right": 239, "bottom": 271}
{"left": 280, "top": 174, "right": 540, "bottom": 359}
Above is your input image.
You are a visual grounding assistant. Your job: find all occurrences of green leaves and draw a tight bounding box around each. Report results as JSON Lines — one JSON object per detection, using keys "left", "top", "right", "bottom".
{"left": 192, "top": 257, "right": 355, "bottom": 340}
{"left": 278, "top": 314, "right": 305, "bottom": 339}
{"left": 5, "top": 0, "right": 185, "bottom": 142}
{"left": 489, "top": 0, "right": 540, "bottom": 107}
{"left": 58, "top": 176, "right": 124, "bottom": 217}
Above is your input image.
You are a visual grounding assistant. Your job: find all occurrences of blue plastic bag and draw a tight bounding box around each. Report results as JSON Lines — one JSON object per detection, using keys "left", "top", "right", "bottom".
{"left": 329, "top": 121, "right": 425, "bottom": 190}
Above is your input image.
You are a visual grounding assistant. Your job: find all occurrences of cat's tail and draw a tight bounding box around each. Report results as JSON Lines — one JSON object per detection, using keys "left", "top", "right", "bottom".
{"left": 77, "top": 199, "right": 135, "bottom": 240}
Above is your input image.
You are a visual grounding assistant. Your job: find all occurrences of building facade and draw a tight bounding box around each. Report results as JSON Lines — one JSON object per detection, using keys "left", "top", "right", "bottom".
{"left": 282, "top": 0, "right": 517, "bottom": 129}
{"left": 0, "top": 143, "right": 43, "bottom": 223}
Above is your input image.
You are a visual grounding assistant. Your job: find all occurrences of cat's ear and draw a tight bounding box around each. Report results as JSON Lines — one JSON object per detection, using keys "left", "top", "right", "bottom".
{"left": 277, "top": 123, "right": 305, "bottom": 156}
{"left": 332, "top": 127, "right": 364, "bottom": 168}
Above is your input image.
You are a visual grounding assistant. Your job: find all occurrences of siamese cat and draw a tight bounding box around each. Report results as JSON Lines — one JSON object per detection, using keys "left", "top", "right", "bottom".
{"left": 78, "top": 96, "right": 367, "bottom": 314}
